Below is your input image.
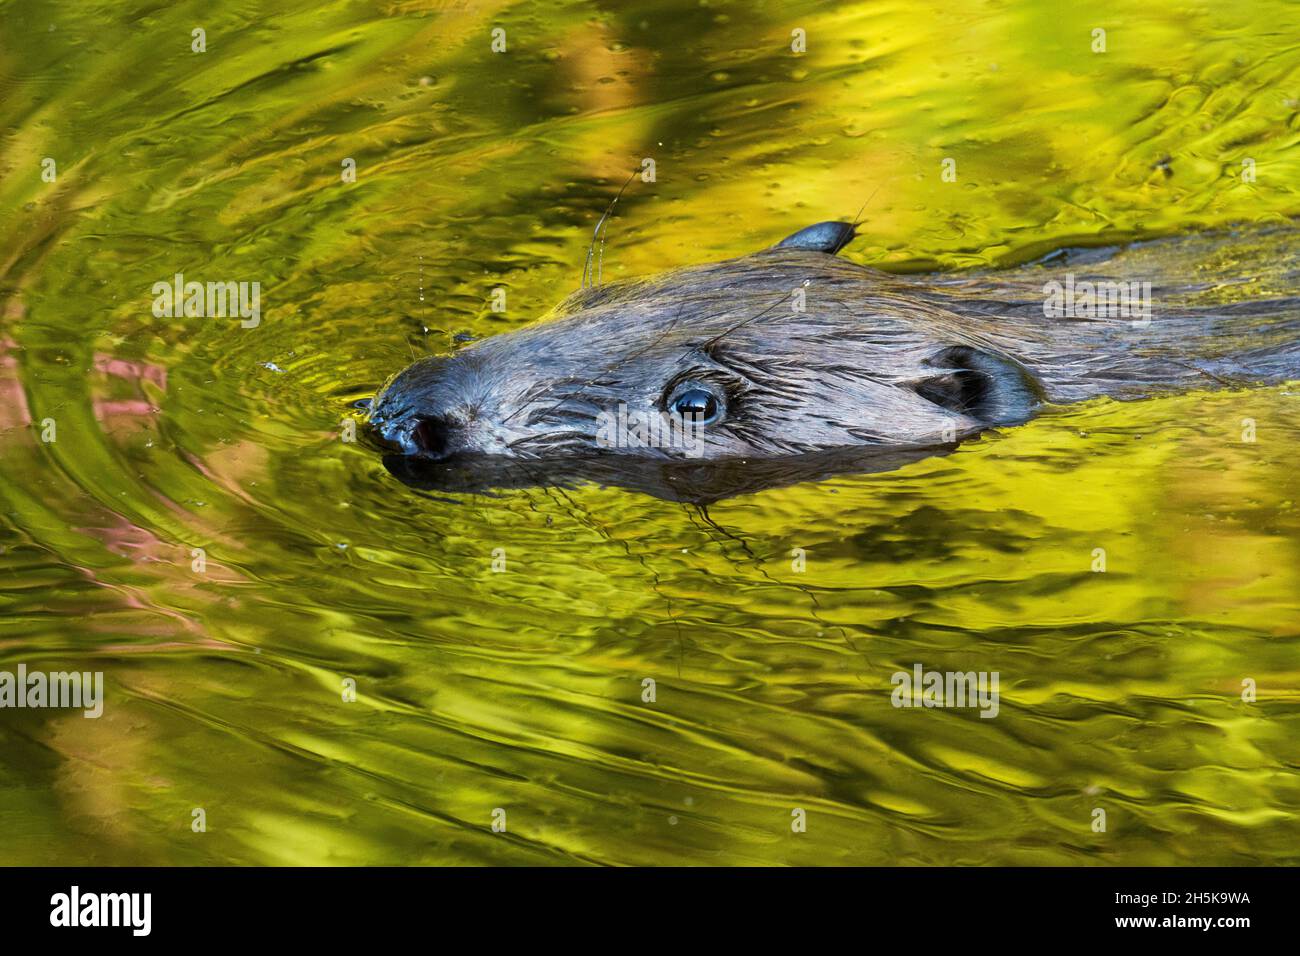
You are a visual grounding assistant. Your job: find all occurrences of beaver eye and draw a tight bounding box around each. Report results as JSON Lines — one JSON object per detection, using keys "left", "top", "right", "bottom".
{"left": 667, "top": 387, "right": 721, "bottom": 423}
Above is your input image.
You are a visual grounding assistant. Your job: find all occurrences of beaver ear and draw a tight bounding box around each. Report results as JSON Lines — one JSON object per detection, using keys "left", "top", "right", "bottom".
{"left": 773, "top": 221, "right": 857, "bottom": 255}
{"left": 912, "top": 346, "right": 1043, "bottom": 426}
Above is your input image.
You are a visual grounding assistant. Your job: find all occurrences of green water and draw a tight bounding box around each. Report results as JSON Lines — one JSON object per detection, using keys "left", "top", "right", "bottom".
{"left": 2, "top": 0, "right": 1299, "bottom": 865}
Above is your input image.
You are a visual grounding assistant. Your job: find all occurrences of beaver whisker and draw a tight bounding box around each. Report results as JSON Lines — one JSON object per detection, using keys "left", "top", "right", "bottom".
{"left": 523, "top": 404, "right": 600, "bottom": 428}
{"left": 700, "top": 286, "right": 807, "bottom": 351}
{"left": 582, "top": 168, "right": 639, "bottom": 290}
{"left": 845, "top": 428, "right": 893, "bottom": 443}
{"left": 507, "top": 431, "right": 592, "bottom": 457}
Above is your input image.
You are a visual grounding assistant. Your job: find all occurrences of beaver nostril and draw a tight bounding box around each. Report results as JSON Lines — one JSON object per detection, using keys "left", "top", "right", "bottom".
{"left": 410, "top": 416, "right": 452, "bottom": 458}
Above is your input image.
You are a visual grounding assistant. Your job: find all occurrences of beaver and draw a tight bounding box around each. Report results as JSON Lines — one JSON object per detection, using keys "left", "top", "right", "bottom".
{"left": 367, "top": 221, "right": 1300, "bottom": 500}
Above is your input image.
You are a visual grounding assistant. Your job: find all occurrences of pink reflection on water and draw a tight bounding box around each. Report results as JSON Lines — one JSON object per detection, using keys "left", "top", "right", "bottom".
{"left": 0, "top": 341, "right": 170, "bottom": 431}
{"left": 0, "top": 337, "right": 32, "bottom": 431}
{"left": 20, "top": 342, "right": 252, "bottom": 649}
{"left": 91, "top": 352, "right": 166, "bottom": 431}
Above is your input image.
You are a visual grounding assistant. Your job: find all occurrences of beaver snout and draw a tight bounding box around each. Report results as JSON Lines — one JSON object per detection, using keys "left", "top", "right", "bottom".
{"left": 408, "top": 416, "right": 454, "bottom": 458}
{"left": 370, "top": 408, "right": 459, "bottom": 459}
{"left": 367, "top": 354, "right": 511, "bottom": 460}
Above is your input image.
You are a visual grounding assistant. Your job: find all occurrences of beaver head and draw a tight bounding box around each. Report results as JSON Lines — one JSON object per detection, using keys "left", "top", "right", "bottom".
{"left": 368, "top": 222, "right": 1044, "bottom": 466}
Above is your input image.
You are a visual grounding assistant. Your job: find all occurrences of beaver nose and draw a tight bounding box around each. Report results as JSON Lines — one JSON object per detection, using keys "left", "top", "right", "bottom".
{"left": 410, "top": 415, "right": 454, "bottom": 458}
